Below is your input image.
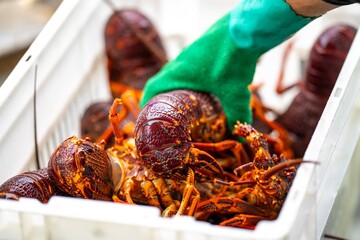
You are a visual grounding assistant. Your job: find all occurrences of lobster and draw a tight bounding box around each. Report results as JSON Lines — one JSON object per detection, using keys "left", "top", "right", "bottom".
{"left": 80, "top": 5, "right": 167, "bottom": 144}
{"left": 134, "top": 90, "right": 250, "bottom": 179}
{"left": 275, "top": 24, "right": 357, "bottom": 157}
{"left": 0, "top": 136, "right": 116, "bottom": 203}
{"left": 48, "top": 136, "right": 115, "bottom": 201}
{"left": 134, "top": 90, "right": 259, "bottom": 215}
{"left": 107, "top": 97, "right": 199, "bottom": 216}
{"left": 134, "top": 88, "right": 294, "bottom": 177}
{"left": 195, "top": 122, "right": 309, "bottom": 229}
{"left": 0, "top": 168, "right": 66, "bottom": 203}
{"left": 104, "top": 6, "right": 168, "bottom": 98}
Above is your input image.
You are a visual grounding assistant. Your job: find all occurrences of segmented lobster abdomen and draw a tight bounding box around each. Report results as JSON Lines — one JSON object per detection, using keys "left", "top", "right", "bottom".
{"left": 135, "top": 90, "right": 225, "bottom": 175}
{"left": 105, "top": 9, "right": 167, "bottom": 92}
{"left": 305, "top": 24, "right": 357, "bottom": 96}
{"left": 0, "top": 168, "right": 56, "bottom": 203}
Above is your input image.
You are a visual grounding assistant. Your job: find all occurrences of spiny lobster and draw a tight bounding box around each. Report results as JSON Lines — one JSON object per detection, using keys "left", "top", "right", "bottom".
{"left": 134, "top": 90, "right": 246, "bottom": 180}
{"left": 134, "top": 89, "right": 299, "bottom": 216}
{"left": 48, "top": 136, "right": 115, "bottom": 201}
{"left": 0, "top": 168, "right": 65, "bottom": 203}
{"left": 0, "top": 136, "right": 115, "bottom": 203}
{"left": 81, "top": 6, "right": 167, "bottom": 143}
{"left": 104, "top": 7, "right": 167, "bottom": 98}
{"left": 195, "top": 122, "right": 310, "bottom": 229}
{"left": 107, "top": 95, "right": 200, "bottom": 216}
{"left": 275, "top": 24, "right": 357, "bottom": 157}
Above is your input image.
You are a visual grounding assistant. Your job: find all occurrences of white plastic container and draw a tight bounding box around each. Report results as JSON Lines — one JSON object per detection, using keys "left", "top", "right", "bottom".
{"left": 1, "top": 1, "right": 360, "bottom": 239}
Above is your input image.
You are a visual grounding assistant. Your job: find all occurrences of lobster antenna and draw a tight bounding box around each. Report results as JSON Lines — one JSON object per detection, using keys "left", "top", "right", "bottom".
{"left": 33, "top": 65, "right": 40, "bottom": 169}
{"left": 260, "top": 159, "right": 317, "bottom": 181}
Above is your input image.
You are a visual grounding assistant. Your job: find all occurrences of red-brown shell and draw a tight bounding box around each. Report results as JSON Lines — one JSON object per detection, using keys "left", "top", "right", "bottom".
{"left": 135, "top": 90, "right": 226, "bottom": 176}
{"left": 105, "top": 9, "right": 167, "bottom": 94}
{"left": 305, "top": 24, "right": 357, "bottom": 96}
{"left": 276, "top": 24, "right": 357, "bottom": 157}
{"left": 81, "top": 100, "right": 114, "bottom": 147}
{"left": 0, "top": 168, "right": 57, "bottom": 203}
{"left": 48, "top": 136, "right": 114, "bottom": 201}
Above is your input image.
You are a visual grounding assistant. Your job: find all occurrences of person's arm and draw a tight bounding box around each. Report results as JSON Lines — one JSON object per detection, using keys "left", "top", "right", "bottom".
{"left": 287, "top": 0, "right": 338, "bottom": 17}
{"left": 322, "top": 0, "right": 360, "bottom": 6}
{"left": 287, "top": 0, "right": 359, "bottom": 17}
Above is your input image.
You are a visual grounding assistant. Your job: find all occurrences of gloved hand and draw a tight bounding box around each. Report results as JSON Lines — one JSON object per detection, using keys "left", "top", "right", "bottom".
{"left": 140, "top": 0, "right": 314, "bottom": 133}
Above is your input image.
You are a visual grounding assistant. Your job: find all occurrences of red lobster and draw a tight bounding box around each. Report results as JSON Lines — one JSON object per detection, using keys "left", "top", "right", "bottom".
{"left": 134, "top": 90, "right": 247, "bottom": 178}
{"left": 195, "top": 122, "right": 310, "bottom": 229}
{"left": 275, "top": 24, "right": 357, "bottom": 157}
{"left": 0, "top": 168, "right": 66, "bottom": 203}
{"left": 107, "top": 96, "right": 199, "bottom": 216}
{"left": 47, "top": 136, "right": 115, "bottom": 201}
{"left": 104, "top": 7, "right": 167, "bottom": 98}
{"left": 134, "top": 90, "right": 247, "bottom": 214}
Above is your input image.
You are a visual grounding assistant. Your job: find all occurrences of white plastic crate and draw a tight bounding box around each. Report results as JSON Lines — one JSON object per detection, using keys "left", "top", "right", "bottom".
{"left": 1, "top": 0, "right": 360, "bottom": 239}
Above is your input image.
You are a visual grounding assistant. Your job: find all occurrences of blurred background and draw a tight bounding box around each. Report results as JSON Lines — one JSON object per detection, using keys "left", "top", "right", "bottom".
{"left": 0, "top": 0, "right": 62, "bottom": 86}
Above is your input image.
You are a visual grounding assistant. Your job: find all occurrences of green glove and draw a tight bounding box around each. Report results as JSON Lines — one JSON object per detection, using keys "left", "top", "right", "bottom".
{"left": 140, "top": 0, "right": 314, "bottom": 133}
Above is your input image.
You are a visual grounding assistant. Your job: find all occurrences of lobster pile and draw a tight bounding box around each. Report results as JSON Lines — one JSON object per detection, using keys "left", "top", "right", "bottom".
{"left": 1, "top": 89, "right": 307, "bottom": 230}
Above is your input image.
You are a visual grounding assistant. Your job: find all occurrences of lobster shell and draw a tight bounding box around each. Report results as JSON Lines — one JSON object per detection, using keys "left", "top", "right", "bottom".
{"left": 276, "top": 24, "right": 357, "bottom": 157}
{"left": 48, "top": 136, "right": 114, "bottom": 201}
{"left": 105, "top": 9, "right": 167, "bottom": 94}
{"left": 0, "top": 168, "right": 60, "bottom": 203}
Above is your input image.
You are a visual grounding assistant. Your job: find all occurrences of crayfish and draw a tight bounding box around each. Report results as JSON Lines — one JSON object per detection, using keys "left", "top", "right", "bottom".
{"left": 134, "top": 89, "right": 301, "bottom": 221}
{"left": 135, "top": 90, "right": 247, "bottom": 179}
{"left": 275, "top": 24, "right": 357, "bottom": 157}
{"left": 0, "top": 168, "right": 65, "bottom": 203}
{"left": 0, "top": 136, "right": 115, "bottom": 203}
{"left": 195, "top": 122, "right": 310, "bottom": 229}
{"left": 104, "top": 6, "right": 167, "bottom": 98}
{"left": 80, "top": 6, "right": 167, "bottom": 143}
{"left": 106, "top": 96, "right": 199, "bottom": 216}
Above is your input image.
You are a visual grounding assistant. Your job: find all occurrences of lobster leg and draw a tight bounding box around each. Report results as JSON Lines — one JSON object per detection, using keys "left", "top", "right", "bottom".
{"left": 141, "top": 180, "right": 163, "bottom": 210}
{"left": 120, "top": 89, "right": 141, "bottom": 119}
{"left": 152, "top": 178, "right": 175, "bottom": 208}
{"left": 196, "top": 196, "right": 264, "bottom": 216}
{"left": 250, "top": 93, "right": 294, "bottom": 158}
{"left": 275, "top": 40, "right": 300, "bottom": 94}
{"left": 176, "top": 169, "right": 200, "bottom": 216}
{"left": 193, "top": 140, "right": 249, "bottom": 165}
{"left": 151, "top": 178, "right": 182, "bottom": 217}
{"left": 107, "top": 91, "right": 140, "bottom": 144}
{"left": 220, "top": 214, "right": 270, "bottom": 230}
{"left": 108, "top": 98, "right": 128, "bottom": 144}
{"left": 187, "top": 148, "right": 224, "bottom": 179}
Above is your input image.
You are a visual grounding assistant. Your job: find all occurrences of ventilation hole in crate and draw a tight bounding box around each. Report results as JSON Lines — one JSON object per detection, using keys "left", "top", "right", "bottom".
{"left": 333, "top": 87, "right": 342, "bottom": 98}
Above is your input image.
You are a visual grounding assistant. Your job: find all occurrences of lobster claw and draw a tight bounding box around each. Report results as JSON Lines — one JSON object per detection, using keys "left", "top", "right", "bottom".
{"left": 188, "top": 148, "right": 224, "bottom": 179}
